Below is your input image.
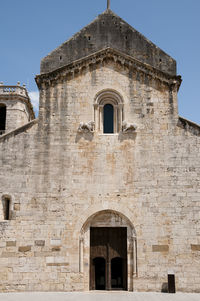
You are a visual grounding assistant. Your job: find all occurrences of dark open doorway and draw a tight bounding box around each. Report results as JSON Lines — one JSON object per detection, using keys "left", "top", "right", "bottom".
{"left": 93, "top": 257, "right": 106, "bottom": 290}
{"left": 0, "top": 104, "right": 6, "bottom": 135}
{"left": 90, "top": 227, "right": 127, "bottom": 290}
{"left": 111, "top": 257, "right": 123, "bottom": 289}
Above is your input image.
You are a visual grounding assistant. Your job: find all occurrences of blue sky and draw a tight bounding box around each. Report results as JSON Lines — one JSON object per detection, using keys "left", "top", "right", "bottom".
{"left": 0, "top": 0, "right": 199, "bottom": 124}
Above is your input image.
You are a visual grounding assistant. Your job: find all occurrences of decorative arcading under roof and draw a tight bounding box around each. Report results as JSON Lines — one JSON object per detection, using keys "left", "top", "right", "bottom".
{"left": 36, "top": 47, "right": 182, "bottom": 90}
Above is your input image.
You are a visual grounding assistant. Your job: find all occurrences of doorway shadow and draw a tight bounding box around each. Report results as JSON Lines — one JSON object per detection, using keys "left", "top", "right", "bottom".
{"left": 93, "top": 257, "right": 106, "bottom": 290}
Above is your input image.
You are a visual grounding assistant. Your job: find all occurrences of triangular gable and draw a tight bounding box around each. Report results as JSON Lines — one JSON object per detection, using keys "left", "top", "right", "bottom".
{"left": 41, "top": 9, "right": 176, "bottom": 76}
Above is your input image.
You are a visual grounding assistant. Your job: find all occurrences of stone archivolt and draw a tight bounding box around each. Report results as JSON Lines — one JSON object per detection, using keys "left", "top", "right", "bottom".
{"left": 94, "top": 89, "right": 124, "bottom": 134}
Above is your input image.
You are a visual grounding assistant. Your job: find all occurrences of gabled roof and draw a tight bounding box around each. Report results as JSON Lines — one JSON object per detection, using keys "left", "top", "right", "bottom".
{"left": 40, "top": 9, "right": 176, "bottom": 76}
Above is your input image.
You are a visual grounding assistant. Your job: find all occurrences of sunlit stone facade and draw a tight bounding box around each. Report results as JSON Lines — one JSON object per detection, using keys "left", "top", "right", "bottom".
{"left": 0, "top": 9, "right": 199, "bottom": 293}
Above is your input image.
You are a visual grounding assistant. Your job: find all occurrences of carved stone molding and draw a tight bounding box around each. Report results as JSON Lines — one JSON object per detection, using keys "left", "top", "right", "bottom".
{"left": 78, "top": 121, "right": 95, "bottom": 133}
{"left": 36, "top": 47, "right": 182, "bottom": 90}
{"left": 0, "top": 85, "right": 35, "bottom": 120}
{"left": 94, "top": 89, "right": 124, "bottom": 134}
{"left": 122, "top": 121, "right": 137, "bottom": 133}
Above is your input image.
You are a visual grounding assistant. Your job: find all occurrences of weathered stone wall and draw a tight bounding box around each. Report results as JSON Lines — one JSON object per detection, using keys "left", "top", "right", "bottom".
{"left": 0, "top": 98, "right": 31, "bottom": 133}
{"left": 41, "top": 10, "right": 176, "bottom": 76}
{"left": 0, "top": 60, "right": 199, "bottom": 292}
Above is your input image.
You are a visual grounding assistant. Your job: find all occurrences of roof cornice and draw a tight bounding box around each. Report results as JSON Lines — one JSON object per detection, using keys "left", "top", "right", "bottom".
{"left": 0, "top": 88, "right": 35, "bottom": 120}
{"left": 36, "top": 47, "right": 182, "bottom": 89}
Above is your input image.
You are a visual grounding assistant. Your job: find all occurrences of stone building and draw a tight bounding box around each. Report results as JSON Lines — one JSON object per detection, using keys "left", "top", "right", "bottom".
{"left": 0, "top": 7, "right": 199, "bottom": 293}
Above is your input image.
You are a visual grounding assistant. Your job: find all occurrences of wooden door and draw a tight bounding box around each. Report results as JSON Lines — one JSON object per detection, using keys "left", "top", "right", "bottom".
{"left": 90, "top": 227, "right": 127, "bottom": 290}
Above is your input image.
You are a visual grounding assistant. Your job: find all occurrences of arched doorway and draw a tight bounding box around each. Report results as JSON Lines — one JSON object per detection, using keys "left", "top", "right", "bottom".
{"left": 80, "top": 210, "right": 137, "bottom": 291}
{"left": 90, "top": 227, "right": 127, "bottom": 290}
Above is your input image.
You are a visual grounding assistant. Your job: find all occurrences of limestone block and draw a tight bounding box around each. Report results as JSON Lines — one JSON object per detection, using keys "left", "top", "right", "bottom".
{"left": 34, "top": 240, "right": 45, "bottom": 247}
{"left": 50, "top": 239, "right": 61, "bottom": 246}
{"left": 1, "top": 252, "right": 18, "bottom": 257}
{"left": 0, "top": 242, "right": 6, "bottom": 248}
{"left": 14, "top": 203, "right": 20, "bottom": 211}
{"left": 6, "top": 241, "right": 16, "bottom": 247}
{"left": 52, "top": 247, "right": 60, "bottom": 252}
{"left": 18, "top": 246, "right": 31, "bottom": 253}
{"left": 191, "top": 244, "right": 200, "bottom": 251}
{"left": 152, "top": 245, "right": 169, "bottom": 252}
{"left": 46, "top": 256, "right": 69, "bottom": 267}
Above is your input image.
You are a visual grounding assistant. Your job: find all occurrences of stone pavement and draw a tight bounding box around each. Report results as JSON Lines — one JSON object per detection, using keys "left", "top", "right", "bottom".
{"left": 0, "top": 292, "right": 199, "bottom": 301}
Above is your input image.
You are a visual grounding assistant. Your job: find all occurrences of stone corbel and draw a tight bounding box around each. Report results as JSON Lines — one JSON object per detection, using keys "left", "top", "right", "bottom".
{"left": 122, "top": 121, "right": 137, "bottom": 133}
{"left": 78, "top": 121, "right": 95, "bottom": 133}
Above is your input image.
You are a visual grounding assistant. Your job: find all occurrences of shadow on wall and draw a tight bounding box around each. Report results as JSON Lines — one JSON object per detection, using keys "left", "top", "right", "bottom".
{"left": 161, "top": 282, "right": 168, "bottom": 293}
{"left": 118, "top": 131, "right": 137, "bottom": 142}
{"left": 75, "top": 132, "right": 94, "bottom": 143}
{"left": 75, "top": 131, "right": 137, "bottom": 143}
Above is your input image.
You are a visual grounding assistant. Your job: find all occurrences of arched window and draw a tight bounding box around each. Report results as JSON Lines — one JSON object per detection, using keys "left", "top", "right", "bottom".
{"left": 0, "top": 104, "right": 6, "bottom": 135}
{"left": 103, "top": 104, "right": 114, "bottom": 133}
{"left": 94, "top": 90, "right": 124, "bottom": 134}
{"left": 2, "top": 196, "right": 11, "bottom": 220}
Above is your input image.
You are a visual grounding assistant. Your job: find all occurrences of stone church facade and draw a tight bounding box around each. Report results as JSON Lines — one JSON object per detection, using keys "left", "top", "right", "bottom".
{"left": 0, "top": 8, "right": 199, "bottom": 293}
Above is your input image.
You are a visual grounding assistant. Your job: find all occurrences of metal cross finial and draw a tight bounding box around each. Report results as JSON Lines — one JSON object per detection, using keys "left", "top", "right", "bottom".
{"left": 107, "top": 0, "right": 110, "bottom": 9}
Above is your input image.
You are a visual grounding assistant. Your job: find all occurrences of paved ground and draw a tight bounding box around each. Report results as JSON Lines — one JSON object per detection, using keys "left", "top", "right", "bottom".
{"left": 0, "top": 292, "right": 199, "bottom": 301}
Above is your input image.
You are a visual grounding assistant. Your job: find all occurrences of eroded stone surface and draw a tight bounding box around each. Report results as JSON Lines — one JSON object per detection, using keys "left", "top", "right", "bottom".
{"left": 0, "top": 8, "right": 199, "bottom": 294}
{"left": 41, "top": 10, "right": 176, "bottom": 76}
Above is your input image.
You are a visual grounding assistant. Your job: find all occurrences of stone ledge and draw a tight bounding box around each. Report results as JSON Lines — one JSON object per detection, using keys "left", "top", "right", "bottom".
{"left": 36, "top": 48, "right": 181, "bottom": 89}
